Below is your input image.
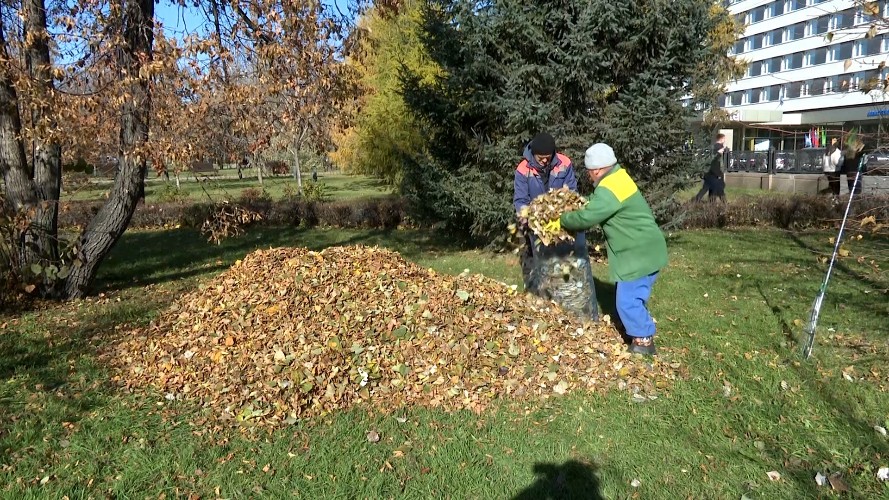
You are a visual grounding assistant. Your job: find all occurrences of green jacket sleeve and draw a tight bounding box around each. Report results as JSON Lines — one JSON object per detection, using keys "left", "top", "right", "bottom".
{"left": 560, "top": 188, "right": 620, "bottom": 231}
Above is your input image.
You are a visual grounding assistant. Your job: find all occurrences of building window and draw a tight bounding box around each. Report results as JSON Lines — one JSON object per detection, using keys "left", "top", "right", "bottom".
{"left": 860, "top": 36, "right": 884, "bottom": 56}
{"left": 811, "top": 16, "right": 830, "bottom": 35}
{"left": 786, "top": 81, "right": 803, "bottom": 98}
{"left": 835, "top": 8, "right": 855, "bottom": 29}
{"left": 749, "top": 5, "right": 768, "bottom": 23}
{"left": 767, "top": 85, "right": 782, "bottom": 101}
{"left": 862, "top": 69, "right": 883, "bottom": 90}
{"left": 787, "top": 52, "right": 804, "bottom": 69}
{"left": 749, "top": 62, "right": 763, "bottom": 77}
{"left": 809, "top": 78, "right": 828, "bottom": 95}
{"left": 718, "top": 94, "right": 727, "bottom": 107}
{"left": 749, "top": 89, "right": 762, "bottom": 103}
{"left": 837, "top": 73, "right": 856, "bottom": 91}
{"left": 834, "top": 41, "right": 854, "bottom": 61}
{"left": 729, "top": 92, "right": 743, "bottom": 106}
{"left": 862, "top": 1, "right": 886, "bottom": 21}
{"left": 773, "top": 0, "right": 786, "bottom": 16}
{"left": 809, "top": 47, "right": 828, "bottom": 65}
{"left": 733, "top": 40, "right": 745, "bottom": 54}
{"left": 792, "top": 0, "right": 807, "bottom": 10}
{"left": 787, "top": 22, "right": 806, "bottom": 41}
{"left": 749, "top": 35, "right": 763, "bottom": 50}
{"left": 771, "top": 28, "right": 785, "bottom": 45}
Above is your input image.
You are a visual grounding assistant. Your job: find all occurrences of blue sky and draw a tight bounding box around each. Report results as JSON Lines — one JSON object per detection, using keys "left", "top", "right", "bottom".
{"left": 154, "top": 0, "right": 355, "bottom": 38}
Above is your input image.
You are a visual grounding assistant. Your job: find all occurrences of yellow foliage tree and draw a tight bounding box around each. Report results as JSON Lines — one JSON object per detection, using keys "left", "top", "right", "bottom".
{"left": 332, "top": 1, "right": 441, "bottom": 186}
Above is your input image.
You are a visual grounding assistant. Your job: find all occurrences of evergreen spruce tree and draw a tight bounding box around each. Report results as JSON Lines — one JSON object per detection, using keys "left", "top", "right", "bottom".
{"left": 401, "top": 0, "right": 742, "bottom": 236}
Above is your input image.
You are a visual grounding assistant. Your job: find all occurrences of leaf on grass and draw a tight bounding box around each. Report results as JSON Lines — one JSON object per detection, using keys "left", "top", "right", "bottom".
{"left": 877, "top": 467, "right": 889, "bottom": 481}
{"left": 815, "top": 471, "right": 827, "bottom": 486}
{"left": 366, "top": 430, "right": 380, "bottom": 443}
{"left": 767, "top": 470, "right": 781, "bottom": 481}
{"left": 828, "top": 473, "right": 850, "bottom": 492}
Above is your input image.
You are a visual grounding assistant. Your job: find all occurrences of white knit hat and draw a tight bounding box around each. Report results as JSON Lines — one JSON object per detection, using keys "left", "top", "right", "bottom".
{"left": 584, "top": 143, "right": 617, "bottom": 170}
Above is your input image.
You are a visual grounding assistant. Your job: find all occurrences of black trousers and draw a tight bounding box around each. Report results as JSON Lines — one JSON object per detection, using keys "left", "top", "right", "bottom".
{"left": 825, "top": 172, "right": 841, "bottom": 195}
{"left": 694, "top": 175, "right": 726, "bottom": 202}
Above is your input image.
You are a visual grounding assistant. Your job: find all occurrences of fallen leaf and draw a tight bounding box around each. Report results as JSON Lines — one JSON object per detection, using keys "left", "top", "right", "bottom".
{"left": 875, "top": 425, "right": 887, "bottom": 436}
{"left": 767, "top": 470, "right": 781, "bottom": 481}
{"left": 828, "top": 472, "right": 850, "bottom": 492}
{"left": 815, "top": 471, "right": 827, "bottom": 486}
{"left": 630, "top": 479, "right": 641, "bottom": 488}
{"left": 366, "top": 430, "right": 380, "bottom": 443}
{"left": 877, "top": 467, "right": 889, "bottom": 481}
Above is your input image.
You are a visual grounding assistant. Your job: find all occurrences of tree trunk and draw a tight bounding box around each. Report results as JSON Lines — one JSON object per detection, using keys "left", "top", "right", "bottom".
{"left": 255, "top": 152, "right": 263, "bottom": 185}
{"left": 293, "top": 146, "right": 303, "bottom": 189}
{"left": 24, "top": 0, "right": 62, "bottom": 287}
{"left": 64, "top": 0, "right": 154, "bottom": 299}
{"left": 0, "top": 18, "right": 37, "bottom": 213}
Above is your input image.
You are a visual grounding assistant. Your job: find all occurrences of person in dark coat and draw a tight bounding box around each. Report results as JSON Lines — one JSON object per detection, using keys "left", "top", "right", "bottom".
{"left": 694, "top": 133, "right": 728, "bottom": 203}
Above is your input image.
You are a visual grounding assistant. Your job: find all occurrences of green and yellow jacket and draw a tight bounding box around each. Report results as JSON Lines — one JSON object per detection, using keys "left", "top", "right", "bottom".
{"left": 560, "top": 165, "right": 668, "bottom": 282}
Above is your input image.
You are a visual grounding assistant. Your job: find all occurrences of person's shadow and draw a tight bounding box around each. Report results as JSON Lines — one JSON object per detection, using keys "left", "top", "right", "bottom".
{"left": 511, "top": 460, "right": 605, "bottom": 500}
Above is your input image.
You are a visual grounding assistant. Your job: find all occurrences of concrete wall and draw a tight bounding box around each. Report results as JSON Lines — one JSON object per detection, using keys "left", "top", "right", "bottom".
{"left": 725, "top": 172, "right": 889, "bottom": 195}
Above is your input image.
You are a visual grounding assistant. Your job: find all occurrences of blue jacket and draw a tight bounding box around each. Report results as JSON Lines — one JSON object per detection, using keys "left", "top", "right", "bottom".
{"left": 513, "top": 145, "right": 578, "bottom": 214}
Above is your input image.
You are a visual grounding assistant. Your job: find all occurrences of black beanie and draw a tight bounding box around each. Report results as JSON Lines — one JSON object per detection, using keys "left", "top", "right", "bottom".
{"left": 529, "top": 133, "right": 556, "bottom": 156}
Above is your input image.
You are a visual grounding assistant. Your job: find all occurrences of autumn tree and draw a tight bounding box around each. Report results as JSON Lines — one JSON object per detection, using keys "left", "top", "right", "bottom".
{"left": 332, "top": 0, "right": 440, "bottom": 186}
{"left": 1, "top": 0, "right": 155, "bottom": 298}
{"left": 1, "top": 0, "right": 352, "bottom": 299}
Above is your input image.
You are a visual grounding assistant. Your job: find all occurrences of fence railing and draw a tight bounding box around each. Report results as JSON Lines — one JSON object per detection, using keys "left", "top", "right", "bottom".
{"left": 723, "top": 148, "right": 889, "bottom": 175}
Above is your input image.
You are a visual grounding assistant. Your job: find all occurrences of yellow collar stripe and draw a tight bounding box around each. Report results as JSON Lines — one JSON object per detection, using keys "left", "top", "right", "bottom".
{"left": 598, "top": 168, "right": 638, "bottom": 203}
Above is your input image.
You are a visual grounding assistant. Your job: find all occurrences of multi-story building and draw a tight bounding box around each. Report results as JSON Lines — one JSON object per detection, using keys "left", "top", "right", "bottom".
{"left": 720, "top": 0, "right": 889, "bottom": 152}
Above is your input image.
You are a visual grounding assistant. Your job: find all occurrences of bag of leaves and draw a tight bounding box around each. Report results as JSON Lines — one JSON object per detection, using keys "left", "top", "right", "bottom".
{"left": 519, "top": 190, "right": 598, "bottom": 321}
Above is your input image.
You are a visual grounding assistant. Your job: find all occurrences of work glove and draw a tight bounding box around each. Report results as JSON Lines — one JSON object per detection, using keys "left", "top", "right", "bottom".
{"left": 543, "top": 218, "right": 561, "bottom": 233}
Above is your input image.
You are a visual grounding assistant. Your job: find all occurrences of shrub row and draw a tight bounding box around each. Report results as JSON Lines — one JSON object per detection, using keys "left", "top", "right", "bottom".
{"left": 676, "top": 194, "right": 889, "bottom": 231}
{"left": 57, "top": 193, "right": 888, "bottom": 235}
{"left": 59, "top": 197, "right": 410, "bottom": 231}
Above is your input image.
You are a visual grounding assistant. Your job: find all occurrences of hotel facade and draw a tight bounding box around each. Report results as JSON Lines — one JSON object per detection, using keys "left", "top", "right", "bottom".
{"left": 719, "top": 0, "right": 889, "bottom": 152}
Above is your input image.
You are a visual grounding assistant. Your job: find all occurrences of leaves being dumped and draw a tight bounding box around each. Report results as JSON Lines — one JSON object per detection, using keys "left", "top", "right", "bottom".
{"left": 110, "top": 246, "right": 681, "bottom": 428}
{"left": 520, "top": 189, "right": 587, "bottom": 246}
{"left": 200, "top": 202, "right": 263, "bottom": 244}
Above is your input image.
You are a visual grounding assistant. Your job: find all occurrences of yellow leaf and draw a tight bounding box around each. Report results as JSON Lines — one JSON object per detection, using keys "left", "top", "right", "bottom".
{"left": 839, "top": 249, "right": 850, "bottom": 257}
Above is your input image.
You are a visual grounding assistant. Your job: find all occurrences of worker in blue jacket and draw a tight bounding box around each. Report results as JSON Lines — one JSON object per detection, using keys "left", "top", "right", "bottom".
{"left": 513, "top": 133, "right": 597, "bottom": 320}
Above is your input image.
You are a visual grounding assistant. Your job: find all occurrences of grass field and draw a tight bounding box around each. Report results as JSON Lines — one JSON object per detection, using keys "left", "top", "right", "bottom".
{"left": 1, "top": 226, "right": 888, "bottom": 498}
{"left": 62, "top": 171, "right": 394, "bottom": 203}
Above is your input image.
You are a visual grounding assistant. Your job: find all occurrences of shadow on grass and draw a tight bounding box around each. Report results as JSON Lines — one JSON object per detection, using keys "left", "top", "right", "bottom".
{"left": 95, "top": 226, "right": 473, "bottom": 293}
{"left": 0, "top": 296, "right": 163, "bottom": 464}
{"left": 511, "top": 460, "right": 604, "bottom": 500}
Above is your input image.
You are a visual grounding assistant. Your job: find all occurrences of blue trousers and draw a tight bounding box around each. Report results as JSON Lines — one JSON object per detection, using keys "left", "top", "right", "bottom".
{"left": 616, "top": 272, "right": 659, "bottom": 338}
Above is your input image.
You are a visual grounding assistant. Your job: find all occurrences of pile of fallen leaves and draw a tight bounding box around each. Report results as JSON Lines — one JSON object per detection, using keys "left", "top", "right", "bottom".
{"left": 111, "top": 246, "right": 681, "bottom": 427}
{"left": 519, "top": 189, "right": 587, "bottom": 246}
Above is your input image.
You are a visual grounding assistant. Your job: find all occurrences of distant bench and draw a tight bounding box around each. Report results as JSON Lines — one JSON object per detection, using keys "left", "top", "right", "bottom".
{"left": 190, "top": 161, "right": 218, "bottom": 174}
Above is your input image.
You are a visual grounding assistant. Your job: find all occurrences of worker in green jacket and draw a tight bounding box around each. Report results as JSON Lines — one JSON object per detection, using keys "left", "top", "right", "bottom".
{"left": 544, "top": 143, "right": 668, "bottom": 355}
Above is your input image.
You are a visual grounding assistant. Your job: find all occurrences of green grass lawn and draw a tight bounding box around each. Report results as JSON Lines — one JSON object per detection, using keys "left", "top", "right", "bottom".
{"left": 62, "top": 171, "right": 393, "bottom": 203}
{"left": 1, "top": 226, "right": 888, "bottom": 498}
